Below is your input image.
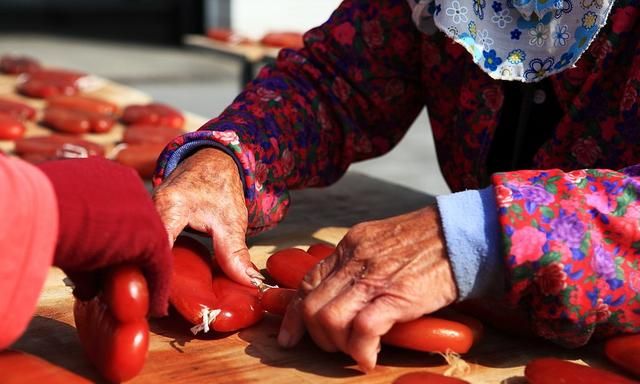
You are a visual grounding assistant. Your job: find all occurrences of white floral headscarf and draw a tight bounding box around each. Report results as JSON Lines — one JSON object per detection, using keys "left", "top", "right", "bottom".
{"left": 407, "top": 0, "right": 616, "bottom": 82}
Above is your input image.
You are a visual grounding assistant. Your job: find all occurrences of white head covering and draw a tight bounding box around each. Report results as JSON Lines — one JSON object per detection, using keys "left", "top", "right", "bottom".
{"left": 407, "top": 0, "right": 616, "bottom": 82}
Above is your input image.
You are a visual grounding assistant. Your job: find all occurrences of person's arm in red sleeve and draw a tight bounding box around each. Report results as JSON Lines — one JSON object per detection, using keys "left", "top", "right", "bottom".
{"left": 0, "top": 155, "right": 58, "bottom": 350}
{"left": 492, "top": 165, "right": 640, "bottom": 346}
{"left": 154, "top": 0, "right": 425, "bottom": 234}
{"left": 38, "top": 157, "right": 172, "bottom": 317}
{"left": 0, "top": 156, "right": 173, "bottom": 351}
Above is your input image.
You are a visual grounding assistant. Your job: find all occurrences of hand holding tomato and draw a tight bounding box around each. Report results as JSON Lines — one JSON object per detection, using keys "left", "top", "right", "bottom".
{"left": 153, "top": 148, "right": 263, "bottom": 287}
{"left": 38, "top": 157, "right": 173, "bottom": 316}
{"left": 278, "top": 206, "right": 458, "bottom": 371}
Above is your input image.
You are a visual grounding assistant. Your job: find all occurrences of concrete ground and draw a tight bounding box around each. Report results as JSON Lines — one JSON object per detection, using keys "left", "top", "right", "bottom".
{"left": 0, "top": 34, "right": 450, "bottom": 196}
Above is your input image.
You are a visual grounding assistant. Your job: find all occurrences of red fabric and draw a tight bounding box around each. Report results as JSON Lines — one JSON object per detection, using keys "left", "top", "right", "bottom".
{"left": 0, "top": 155, "right": 58, "bottom": 349}
{"left": 38, "top": 157, "right": 172, "bottom": 317}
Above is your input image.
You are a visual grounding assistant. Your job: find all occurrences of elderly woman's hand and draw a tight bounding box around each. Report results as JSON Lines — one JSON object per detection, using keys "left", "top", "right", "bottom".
{"left": 153, "top": 148, "right": 263, "bottom": 286}
{"left": 278, "top": 206, "right": 458, "bottom": 371}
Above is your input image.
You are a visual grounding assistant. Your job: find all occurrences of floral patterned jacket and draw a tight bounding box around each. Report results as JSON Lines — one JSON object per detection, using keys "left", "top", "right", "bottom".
{"left": 155, "top": 0, "right": 640, "bottom": 346}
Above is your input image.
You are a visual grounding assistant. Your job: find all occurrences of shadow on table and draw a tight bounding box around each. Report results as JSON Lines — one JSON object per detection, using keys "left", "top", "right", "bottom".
{"left": 150, "top": 309, "right": 237, "bottom": 354}
{"left": 463, "top": 329, "right": 625, "bottom": 383}
{"left": 237, "top": 314, "right": 445, "bottom": 379}
{"left": 237, "top": 315, "right": 360, "bottom": 379}
{"left": 12, "top": 315, "right": 104, "bottom": 383}
{"left": 248, "top": 172, "right": 436, "bottom": 250}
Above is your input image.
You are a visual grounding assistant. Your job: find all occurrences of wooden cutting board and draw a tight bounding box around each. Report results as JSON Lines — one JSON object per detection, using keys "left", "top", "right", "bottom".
{"left": 12, "top": 172, "right": 620, "bottom": 384}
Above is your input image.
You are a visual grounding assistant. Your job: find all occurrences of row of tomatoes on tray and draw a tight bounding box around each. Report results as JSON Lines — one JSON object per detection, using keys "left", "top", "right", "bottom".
{"left": 51, "top": 236, "right": 639, "bottom": 383}
{"left": 205, "top": 28, "right": 304, "bottom": 49}
{"left": 0, "top": 54, "right": 187, "bottom": 178}
{"left": 0, "top": 94, "right": 184, "bottom": 139}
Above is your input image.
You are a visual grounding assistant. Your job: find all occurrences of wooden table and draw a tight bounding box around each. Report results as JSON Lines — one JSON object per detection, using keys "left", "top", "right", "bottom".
{"left": 13, "top": 172, "right": 617, "bottom": 383}
{"left": 182, "top": 34, "right": 279, "bottom": 88}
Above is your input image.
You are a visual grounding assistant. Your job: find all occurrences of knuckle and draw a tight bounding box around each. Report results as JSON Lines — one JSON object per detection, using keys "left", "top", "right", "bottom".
{"left": 348, "top": 222, "right": 368, "bottom": 239}
{"left": 300, "top": 272, "right": 319, "bottom": 293}
{"left": 352, "top": 278, "right": 386, "bottom": 297}
{"left": 351, "top": 246, "right": 367, "bottom": 262}
{"left": 353, "top": 314, "right": 378, "bottom": 337}
{"left": 300, "top": 299, "right": 317, "bottom": 322}
{"left": 314, "top": 260, "right": 333, "bottom": 280}
{"left": 153, "top": 187, "right": 182, "bottom": 206}
{"left": 341, "top": 225, "right": 377, "bottom": 262}
{"left": 300, "top": 261, "right": 332, "bottom": 292}
{"left": 317, "top": 307, "right": 340, "bottom": 330}
{"left": 299, "top": 275, "right": 314, "bottom": 293}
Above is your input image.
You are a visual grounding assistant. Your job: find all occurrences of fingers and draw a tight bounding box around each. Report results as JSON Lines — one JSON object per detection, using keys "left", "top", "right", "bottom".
{"left": 211, "top": 225, "right": 262, "bottom": 287}
{"left": 153, "top": 188, "right": 189, "bottom": 248}
{"left": 278, "top": 290, "right": 306, "bottom": 348}
{"left": 279, "top": 208, "right": 453, "bottom": 372}
{"left": 312, "top": 279, "right": 379, "bottom": 353}
{"left": 282, "top": 249, "right": 407, "bottom": 372}
{"left": 299, "top": 262, "right": 365, "bottom": 352}
{"left": 281, "top": 271, "right": 402, "bottom": 372}
{"left": 278, "top": 253, "right": 339, "bottom": 349}
{"left": 144, "top": 240, "right": 174, "bottom": 317}
{"left": 154, "top": 148, "right": 257, "bottom": 288}
{"left": 347, "top": 297, "right": 401, "bottom": 372}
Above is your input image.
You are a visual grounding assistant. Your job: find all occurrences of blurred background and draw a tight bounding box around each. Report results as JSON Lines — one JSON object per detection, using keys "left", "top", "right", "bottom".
{"left": 0, "top": 0, "right": 449, "bottom": 195}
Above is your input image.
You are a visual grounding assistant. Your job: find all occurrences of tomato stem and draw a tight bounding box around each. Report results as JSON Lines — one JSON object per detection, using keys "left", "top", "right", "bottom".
{"left": 257, "top": 282, "right": 278, "bottom": 293}
{"left": 438, "top": 350, "right": 470, "bottom": 377}
{"left": 189, "top": 306, "right": 222, "bottom": 335}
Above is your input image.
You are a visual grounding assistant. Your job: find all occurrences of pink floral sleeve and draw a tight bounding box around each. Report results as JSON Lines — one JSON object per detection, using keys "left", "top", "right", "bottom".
{"left": 154, "top": 0, "right": 425, "bottom": 234}
{"left": 492, "top": 166, "right": 640, "bottom": 346}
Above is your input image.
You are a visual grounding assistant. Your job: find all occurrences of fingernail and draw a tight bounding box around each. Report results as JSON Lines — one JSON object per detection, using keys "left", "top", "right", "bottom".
{"left": 369, "top": 350, "right": 378, "bottom": 370}
{"left": 246, "top": 267, "right": 265, "bottom": 281}
{"left": 359, "top": 350, "right": 378, "bottom": 373}
{"left": 358, "top": 363, "right": 373, "bottom": 373}
{"left": 278, "top": 329, "right": 292, "bottom": 348}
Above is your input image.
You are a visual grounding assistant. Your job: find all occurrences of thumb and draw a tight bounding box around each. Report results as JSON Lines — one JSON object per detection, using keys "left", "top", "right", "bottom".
{"left": 211, "top": 225, "right": 263, "bottom": 287}
{"left": 153, "top": 192, "right": 189, "bottom": 248}
{"left": 143, "top": 241, "right": 173, "bottom": 317}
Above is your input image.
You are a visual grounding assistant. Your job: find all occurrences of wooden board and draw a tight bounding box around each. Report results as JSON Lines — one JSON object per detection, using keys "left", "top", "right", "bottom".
{"left": 13, "top": 172, "right": 622, "bottom": 384}
{"left": 0, "top": 73, "right": 207, "bottom": 155}
{"left": 183, "top": 34, "right": 281, "bottom": 63}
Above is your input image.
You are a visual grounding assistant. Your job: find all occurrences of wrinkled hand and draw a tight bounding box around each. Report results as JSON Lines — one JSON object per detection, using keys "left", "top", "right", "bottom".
{"left": 153, "top": 148, "right": 262, "bottom": 286}
{"left": 278, "top": 206, "right": 457, "bottom": 371}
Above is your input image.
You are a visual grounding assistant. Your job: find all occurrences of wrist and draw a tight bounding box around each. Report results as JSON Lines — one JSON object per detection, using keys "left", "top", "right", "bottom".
{"left": 421, "top": 206, "right": 459, "bottom": 305}
{"left": 172, "top": 147, "right": 243, "bottom": 186}
{"left": 194, "top": 147, "right": 237, "bottom": 166}
{"left": 167, "top": 145, "right": 246, "bottom": 192}
{"left": 436, "top": 187, "right": 503, "bottom": 300}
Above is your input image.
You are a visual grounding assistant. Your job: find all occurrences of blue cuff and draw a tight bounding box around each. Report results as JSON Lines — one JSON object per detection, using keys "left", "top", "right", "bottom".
{"left": 164, "top": 140, "right": 245, "bottom": 187}
{"left": 436, "top": 187, "right": 503, "bottom": 300}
